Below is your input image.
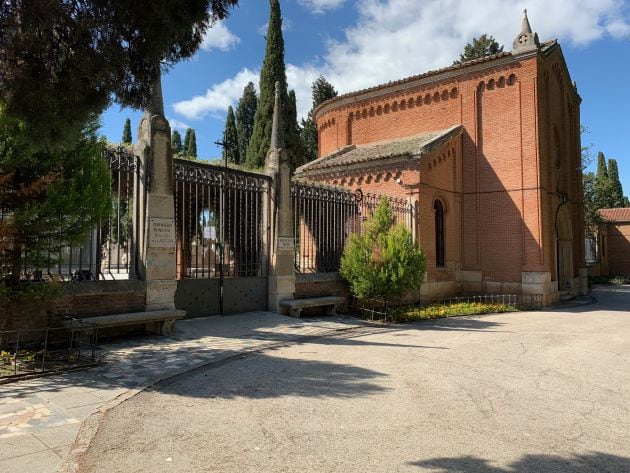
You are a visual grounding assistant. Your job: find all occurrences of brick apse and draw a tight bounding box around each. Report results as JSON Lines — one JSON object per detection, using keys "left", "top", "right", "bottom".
{"left": 296, "top": 12, "right": 587, "bottom": 306}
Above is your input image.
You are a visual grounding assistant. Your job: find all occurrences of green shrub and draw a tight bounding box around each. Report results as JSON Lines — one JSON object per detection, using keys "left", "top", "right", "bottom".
{"left": 389, "top": 301, "right": 520, "bottom": 322}
{"left": 340, "top": 196, "right": 426, "bottom": 305}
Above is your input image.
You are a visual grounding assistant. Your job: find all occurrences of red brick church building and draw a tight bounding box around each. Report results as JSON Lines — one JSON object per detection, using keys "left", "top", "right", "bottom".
{"left": 296, "top": 11, "right": 587, "bottom": 306}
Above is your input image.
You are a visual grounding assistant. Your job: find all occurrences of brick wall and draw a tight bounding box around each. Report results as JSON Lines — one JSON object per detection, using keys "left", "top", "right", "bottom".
{"left": 312, "top": 46, "right": 584, "bottom": 302}
{"left": 607, "top": 223, "right": 630, "bottom": 276}
{"left": 2, "top": 281, "right": 147, "bottom": 333}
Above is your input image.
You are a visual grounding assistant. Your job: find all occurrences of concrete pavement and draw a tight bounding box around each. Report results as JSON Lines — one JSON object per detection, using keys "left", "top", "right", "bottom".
{"left": 0, "top": 312, "right": 366, "bottom": 473}
{"left": 72, "top": 286, "right": 630, "bottom": 473}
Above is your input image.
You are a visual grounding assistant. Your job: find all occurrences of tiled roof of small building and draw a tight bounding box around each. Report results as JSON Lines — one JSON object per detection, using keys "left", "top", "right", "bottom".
{"left": 296, "top": 125, "right": 462, "bottom": 176}
{"left": 314, "top": 40, "right": 558, "bottom": 119}
{"left": 599, "top": 208, "right": 630, "bottom": 222}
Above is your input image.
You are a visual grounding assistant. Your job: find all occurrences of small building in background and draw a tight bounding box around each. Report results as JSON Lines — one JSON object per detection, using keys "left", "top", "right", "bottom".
{"left": 591, "top": 208, "right": 630, "bottom": 277}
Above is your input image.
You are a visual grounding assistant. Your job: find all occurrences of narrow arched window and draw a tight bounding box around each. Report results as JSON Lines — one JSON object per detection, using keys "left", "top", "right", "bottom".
{"left": 434, "top": 200, "right": 445, "bottom": 267}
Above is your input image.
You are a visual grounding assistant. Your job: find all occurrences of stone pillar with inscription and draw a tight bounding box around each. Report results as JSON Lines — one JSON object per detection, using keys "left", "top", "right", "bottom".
{"left": 135, "top": 70, "right": 179, "bottom": 311}
{"left": 265, "top": 82, "right": 296, "bottom": 313}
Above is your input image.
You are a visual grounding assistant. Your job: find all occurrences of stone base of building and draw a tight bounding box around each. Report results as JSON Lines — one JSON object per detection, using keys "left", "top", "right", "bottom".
{"left": 146, "top": 280, "right": 177, "bottom": 311}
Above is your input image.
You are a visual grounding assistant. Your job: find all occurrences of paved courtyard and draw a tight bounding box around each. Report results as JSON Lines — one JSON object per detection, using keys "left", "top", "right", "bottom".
{"left": 69, "top": 286, "right": 630, "bottom": 473}
{"left": 0, "top": 312, "right": 365, "bottom": 473}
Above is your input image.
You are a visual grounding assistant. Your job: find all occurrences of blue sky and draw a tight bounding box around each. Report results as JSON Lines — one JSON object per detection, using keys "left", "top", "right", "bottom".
{"left": 100, "top": 0, "right": 630, "bottom": 190}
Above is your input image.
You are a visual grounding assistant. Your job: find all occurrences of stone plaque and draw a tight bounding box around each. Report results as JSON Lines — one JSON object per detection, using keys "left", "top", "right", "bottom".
{"left": 149, "top": 218, "right": 176, "bottom": 247}
{"left": 277, "top": 237, "right": 295, "bottom": 252}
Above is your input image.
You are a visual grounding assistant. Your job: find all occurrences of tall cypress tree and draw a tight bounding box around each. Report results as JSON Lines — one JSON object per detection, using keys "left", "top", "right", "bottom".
{"left": 608, "top": 159, "right": 624, "bottom": 208}
{"left": 594, "top": 151, "right": 613, "bottom": 209}
{"left": 300, "top": 76, "right": 337, "bottom": 162}
{"left": 122, "top": 118, "right": 132, "bottom": 144}
{"left": 236, "top": 82, "right": 257, "bottom": 162}
{"left": 183, "top": 128, "right": 192, "bottom": 156}
{"left": 171, "top": 130, "right": 183, "bottom": 155}
{"left": 187, "top": 129, "right": 197, "bottom": 159}
{"left": 223, "top": 106, "right": 240, "bottom": 164}
{"left": 246, "top": 0, "right": 302, "bottom": 169}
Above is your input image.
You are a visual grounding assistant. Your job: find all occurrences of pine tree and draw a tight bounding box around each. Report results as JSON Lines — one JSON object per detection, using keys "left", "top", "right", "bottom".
{"left": 608, "top": 159, "right": 625, "bottom": 208}
{"left": 0, "top": 0, "right": 239, "bottom": 151}
{"left": 186, "top": 129, "right": 197, "bottom": 159}
{"left": 594, "top": 151, "right": 614, "bottom": 209}
{"left": 246, "top": 0, "right": 302, "bottom": 169}
{"left": 236, "top": 82, "right": 257, "bottom": 162}
{"left": 171, "top": 130, "right": 183, "bottom": 155}
{"left": 300, "top": 76, "right": 338, "bottom": 162}
{"left": 122, "top": 118, "right": 132, "bottom": 144}
{"left": 454, "top": 34, "right": 503, "bottom": 64}
{"left": 223, "top": 106, "right": 240, "bottom": 164}
{"left": 183, "top": 128, "right": 192, "bottom": 156}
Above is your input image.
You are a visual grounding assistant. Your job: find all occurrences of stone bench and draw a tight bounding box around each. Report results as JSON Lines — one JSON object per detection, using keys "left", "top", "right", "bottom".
{"left": 61, "top": 309, "right": 186, "bottom": 336}
{"left": 280, "top": 296, "right": 346, "bottom": 318}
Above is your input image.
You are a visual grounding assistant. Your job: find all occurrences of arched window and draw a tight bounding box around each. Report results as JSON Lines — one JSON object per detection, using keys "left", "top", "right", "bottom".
{"left": 434, "top": 200, "right": 445, "bottom": 267}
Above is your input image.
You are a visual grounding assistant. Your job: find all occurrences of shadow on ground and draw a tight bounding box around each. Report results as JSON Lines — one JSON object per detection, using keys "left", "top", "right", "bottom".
{"left": 152, "top": 349, "right": 390, "bottom": 399}
{"left": 412, "top": 452, "right": 630, "bottom": 472}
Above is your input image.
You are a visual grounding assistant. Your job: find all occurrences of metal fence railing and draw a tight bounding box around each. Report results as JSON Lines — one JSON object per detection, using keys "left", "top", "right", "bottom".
{"left": 0, "top": 146, "right": 140, "bottom": 282}
{"left": 0, "top": 318, "right": 98, "bottom": 381}
{"left": 174, "top": 160, "right": 270, "bottom": 279}
{"left": 291, "top": 181, "right": 414, "bottom": 274}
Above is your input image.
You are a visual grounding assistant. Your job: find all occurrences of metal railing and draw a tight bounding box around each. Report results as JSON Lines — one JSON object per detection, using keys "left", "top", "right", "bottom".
{"left": 0, "top": 318, "right": 98, "bottom": 380}
{"left": 291, "top": 181, "right": 414, "bottom": 273}
{"left": 0, "top": 146, "right": 140, "bottom": 282}
{"left": 174, "top": 160, "right": 270, "bottom": 279}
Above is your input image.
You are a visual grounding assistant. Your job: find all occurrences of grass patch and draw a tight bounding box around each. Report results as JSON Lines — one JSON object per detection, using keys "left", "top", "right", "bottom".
{"left": 389, "top": 301, "right": 521, "bottom": 323}
{"left": 588, "top": 275, "right": 630, "bottom": 286}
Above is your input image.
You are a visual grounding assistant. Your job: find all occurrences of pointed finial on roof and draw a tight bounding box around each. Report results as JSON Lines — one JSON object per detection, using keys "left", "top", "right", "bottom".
{"left": 270, "top": 81, "right": 284, "bottom": 150}
{"left": 513, "top": 8, "right": 540, "bottom": 52}
{"left": 521, "top": 9, "right": 533, "bottom": 34}
{"left": 148, "top": 65, "right": 165, "bottom": 117}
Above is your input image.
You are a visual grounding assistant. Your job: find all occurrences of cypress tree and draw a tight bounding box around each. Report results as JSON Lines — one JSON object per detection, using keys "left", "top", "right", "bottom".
{"left": 122, "top": 118, "right": 132, "bottom": 144}
{"left": 594, "top": 151, "right": 614, "bottom": 209}
{"left": 300, "top": 76, "right": 337, "bottom": 162}
{"left": 171, "top": 130, "right": 183, "bottom": 155}
{"left": 236, "top": 82, "right": 257, "bottom": 162}
{"left": 183, "top": 128, "right": 192, "bottom": 156}
{"left": 287, "top": 89, "right": 304, "bottom": 168}
{"left": 246, "top": 0, "right": 302, "bottom": 169}
{"left": 608, "top": 159, "right": 624, "bottom": 208}
{"left": 187, "top": 129, "right": 197, "bottom": 159}
{"left": 223, "top": 106, "right": 240, "bottom": 164}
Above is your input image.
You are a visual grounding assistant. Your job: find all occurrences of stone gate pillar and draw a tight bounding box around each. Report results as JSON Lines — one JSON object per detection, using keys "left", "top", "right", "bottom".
{"left": 265, "top": 82, "right": 296, "bottom": 313}
{"left": 135, "top": 70, "right": 178, "bottom": 311}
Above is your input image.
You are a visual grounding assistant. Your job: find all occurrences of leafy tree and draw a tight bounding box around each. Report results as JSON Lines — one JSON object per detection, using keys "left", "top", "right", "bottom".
{"left": 0, "top": 0, "right": 239, "bottom": 150}
{"left": 122, "top": 118, "right": 133, "bottom": 144}
{"left": 0, "top": 108, "right": 111, "bottom": 287}
{"left": 608, "top": 159, "right": 625, "bottom": 208}
{"left": 186, "top": 129, "right": 198, "bottom": 159}
{"left": 171, "top": 130, "right": 183, "bottom": 155}
{"left": 246, "top": 0, "right": 302, "bottom": 169}
{"left": 454, "top": 34, "right": 504, "bottom": 64}
{"left": 222, "top": 106, "right": 240, "bottom": 164}
{"left": 340, "top": 196, "right": 426, "bottom": 306}
{"left": 300, "top": 76, "right": 338, "bottom": 162}
{"left": 594, "top": 151, "right": 614, "bottom": 209}
{"left": 235, "top": 82, "right": 257, "bottom": 161}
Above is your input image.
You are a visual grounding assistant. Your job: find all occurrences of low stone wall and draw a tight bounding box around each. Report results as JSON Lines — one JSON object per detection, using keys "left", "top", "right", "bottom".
{"left": 2, "top": 280, "right": 147, "bottom": 333}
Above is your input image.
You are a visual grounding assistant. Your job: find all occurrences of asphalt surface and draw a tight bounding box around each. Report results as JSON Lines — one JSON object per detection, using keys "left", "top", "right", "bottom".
{"left": 77, "top": 286, "right": 630, "bottom": 473}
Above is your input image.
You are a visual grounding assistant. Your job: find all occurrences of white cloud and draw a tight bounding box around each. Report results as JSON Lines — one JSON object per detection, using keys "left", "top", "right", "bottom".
{"left": 298, "top": 0, "right": 347, "bottom": 14}
{"left": 258, "top": 17, "right": 293, "bottom": 36}
{"left": 201, "top": 21, "right": 240, "bottom": 52}
{"left": 175, "top": 0, "right": 630, "bottom": 123}
{"left": 172, "top": 68, "right": 259, "bottom": 120}
{"left": 166, "top": 117, "right": 190, "bottom": 131}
